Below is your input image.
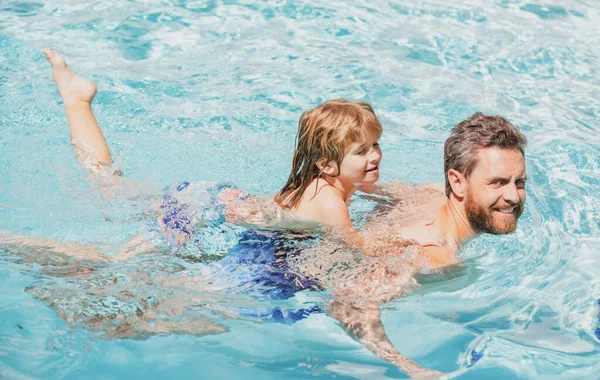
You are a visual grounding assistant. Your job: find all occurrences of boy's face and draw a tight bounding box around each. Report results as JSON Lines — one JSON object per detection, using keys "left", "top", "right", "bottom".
{"left": 338, "top": 134, "right": 382, "bottom": 185}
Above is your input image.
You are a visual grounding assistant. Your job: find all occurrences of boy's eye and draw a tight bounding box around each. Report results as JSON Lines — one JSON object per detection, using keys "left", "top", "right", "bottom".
{"left": 356, "top": 149, "right": 366, "bottom": 155}
{"left": 373, "top": 142, "right": 380, "bottom": 147}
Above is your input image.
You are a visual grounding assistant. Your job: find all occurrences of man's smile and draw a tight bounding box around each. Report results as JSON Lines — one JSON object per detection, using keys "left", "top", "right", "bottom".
{"left": 495, "top": 205, "right": 516, "bottom": 213}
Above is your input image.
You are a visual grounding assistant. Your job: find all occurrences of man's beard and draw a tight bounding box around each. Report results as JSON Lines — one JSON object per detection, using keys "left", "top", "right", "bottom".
{"left": 465, "top": 189, "right": 523, "bottom": 235}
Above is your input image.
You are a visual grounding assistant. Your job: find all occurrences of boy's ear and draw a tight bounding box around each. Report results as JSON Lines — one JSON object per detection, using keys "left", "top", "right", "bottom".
{"left": 447, "top": 169, "right": 467, "bottom": 198}
{"left": 316, "top": 158, "right": 338, "bottom": 176}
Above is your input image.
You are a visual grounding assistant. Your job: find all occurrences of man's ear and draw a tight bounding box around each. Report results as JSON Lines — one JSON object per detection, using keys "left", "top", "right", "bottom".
{"left": 447, "top": 169, "right": 467, "bottom": 198}
{"left": 316, "top": 158, "right": 338, "bottom": 176}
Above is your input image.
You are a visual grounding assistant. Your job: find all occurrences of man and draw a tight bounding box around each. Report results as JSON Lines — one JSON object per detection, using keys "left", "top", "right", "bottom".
{"left": 426, "top": 112, "right": 526, "bottom": 263}
{"left": 328, "top": 112, "right": 528, "bottom": 378}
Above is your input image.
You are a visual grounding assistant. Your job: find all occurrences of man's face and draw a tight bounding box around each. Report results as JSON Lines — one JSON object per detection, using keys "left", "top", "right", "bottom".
{"left": 464, "top": 148, "right": 527, "bottom": 234}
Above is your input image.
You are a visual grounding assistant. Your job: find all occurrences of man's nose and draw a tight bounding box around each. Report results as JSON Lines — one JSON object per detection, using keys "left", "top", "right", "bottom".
{"left": 503, "top": 183, "right": 520, "bottom": 204}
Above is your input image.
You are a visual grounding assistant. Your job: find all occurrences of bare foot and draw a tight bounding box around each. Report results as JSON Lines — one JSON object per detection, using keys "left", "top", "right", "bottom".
{"left": 42, "top": 48, "right": 97, "bottom": 106}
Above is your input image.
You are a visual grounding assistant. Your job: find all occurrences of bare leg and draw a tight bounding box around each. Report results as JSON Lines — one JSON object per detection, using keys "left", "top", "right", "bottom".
{"left": 43, "top": 48, "right": 111, "bottom": 169}
{"left": 0, "top": 231, "right": 108, "bottom": 262}
{"left": 114, "top": 232, "right": 160, "bottom": 261}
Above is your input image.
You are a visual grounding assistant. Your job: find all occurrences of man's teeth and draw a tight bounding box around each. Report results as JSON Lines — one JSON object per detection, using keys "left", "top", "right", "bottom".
{"left": 497, "top": 206, "right": 516, "bottom": 213}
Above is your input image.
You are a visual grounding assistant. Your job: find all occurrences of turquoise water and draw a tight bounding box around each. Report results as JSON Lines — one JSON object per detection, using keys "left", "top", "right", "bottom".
{"left": 1, "top": 0, "right": 600, "bottom": 378}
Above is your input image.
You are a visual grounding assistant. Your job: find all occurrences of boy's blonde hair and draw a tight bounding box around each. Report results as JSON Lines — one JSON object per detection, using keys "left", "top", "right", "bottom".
{"left": 275, "top": 99, "right": 382, "bottom": 209}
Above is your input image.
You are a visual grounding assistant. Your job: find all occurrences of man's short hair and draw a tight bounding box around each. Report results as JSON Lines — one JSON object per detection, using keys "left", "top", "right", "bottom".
{"left": 444, "top": 113, "right": 527, "bottom": 197}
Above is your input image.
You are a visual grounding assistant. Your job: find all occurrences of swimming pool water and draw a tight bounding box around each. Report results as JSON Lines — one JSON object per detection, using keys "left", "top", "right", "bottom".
{"left": 1, "top": 0, "right": 600, "bottom": 378}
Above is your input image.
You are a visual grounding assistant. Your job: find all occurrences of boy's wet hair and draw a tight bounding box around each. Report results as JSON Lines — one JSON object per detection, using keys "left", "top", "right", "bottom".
{"left": 275, "top": 99, "right": 382, "bottom": 209}
{"left": 444, "top": 112, "right": 527, "bottom": 197}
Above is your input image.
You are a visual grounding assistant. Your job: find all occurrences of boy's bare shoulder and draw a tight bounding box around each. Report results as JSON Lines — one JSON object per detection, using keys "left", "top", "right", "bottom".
{"left": 313, "top": 186, "right": 348, "bottom": 211}
{"left": 309, "top": 186, "right": 351, "bottom": 227}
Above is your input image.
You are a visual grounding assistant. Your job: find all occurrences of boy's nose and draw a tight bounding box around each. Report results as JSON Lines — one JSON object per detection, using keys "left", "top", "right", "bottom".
{"left": 368, "top": 148, "right": 381, "bottom": 162}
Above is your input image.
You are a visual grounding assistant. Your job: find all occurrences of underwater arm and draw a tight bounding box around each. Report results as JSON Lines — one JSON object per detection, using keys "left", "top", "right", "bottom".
{"left": 339, "top": 223, "right": 444, "bottom": 258}
{"left": 327, "top": 298, "right": 442, "bottom": 379}
{"left": 359, "top": 182, "right": 444, "bottom": 211}
{"left": 355, "top": 183, "right": 385, "bottom": 194}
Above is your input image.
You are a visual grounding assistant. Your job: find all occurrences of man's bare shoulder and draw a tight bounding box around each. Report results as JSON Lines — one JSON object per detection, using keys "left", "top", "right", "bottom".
{"left": 420, "top": 245, "right": 458, "bottom": 269}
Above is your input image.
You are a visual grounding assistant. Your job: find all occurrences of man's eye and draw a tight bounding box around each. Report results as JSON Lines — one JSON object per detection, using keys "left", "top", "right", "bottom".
{"left": 516, "top": 180, "right": 526, "bottom": 189}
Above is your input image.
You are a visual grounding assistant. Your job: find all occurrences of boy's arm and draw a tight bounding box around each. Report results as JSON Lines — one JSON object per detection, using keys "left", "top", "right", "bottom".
{"left": 360, "top": 182, "right": 444, "bottom": 200}
{"left": 339, "top": 220, "right": 445, "bottom": 257}
{"left": 355, "top": 183, "right": 384, "bottom": 194}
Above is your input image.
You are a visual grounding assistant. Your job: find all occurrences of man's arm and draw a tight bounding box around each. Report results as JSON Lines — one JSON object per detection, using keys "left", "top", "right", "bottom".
{"left": 327, "top": 298, "right": 443, "bottom": 378}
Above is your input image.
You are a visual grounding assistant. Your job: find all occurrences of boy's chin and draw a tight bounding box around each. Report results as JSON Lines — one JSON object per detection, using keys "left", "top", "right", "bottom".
{"left": 362, "top": 177, "right": 379, "bottom": 184}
